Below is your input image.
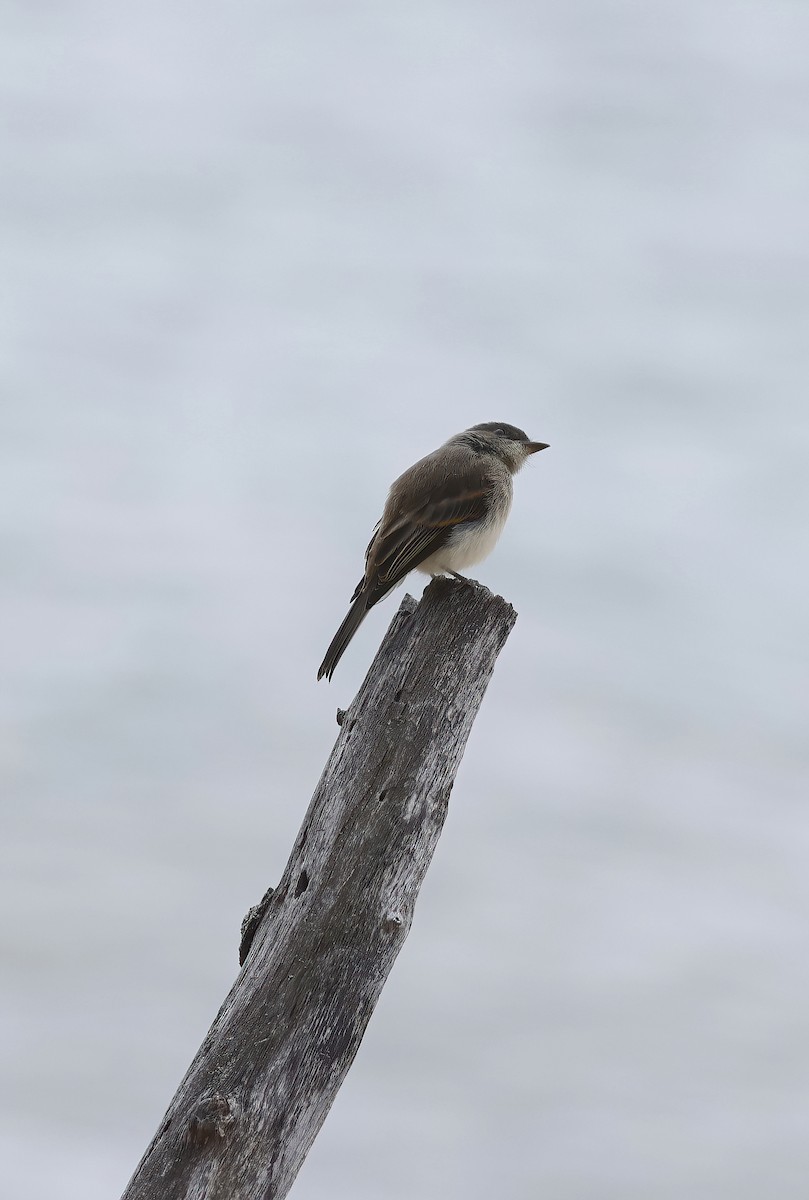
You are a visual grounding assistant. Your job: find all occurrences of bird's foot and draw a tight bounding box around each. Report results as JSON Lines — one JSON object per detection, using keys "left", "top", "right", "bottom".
{"left": 428, "top": 571, "right": 476, "bottom": 587}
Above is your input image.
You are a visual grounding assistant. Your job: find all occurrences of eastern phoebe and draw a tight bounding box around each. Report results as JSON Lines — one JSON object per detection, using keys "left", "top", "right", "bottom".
{"left": 317, "top": 422, "right": 548, "bottom": 681}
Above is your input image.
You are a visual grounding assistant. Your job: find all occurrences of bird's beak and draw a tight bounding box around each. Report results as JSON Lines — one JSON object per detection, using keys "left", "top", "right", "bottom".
{"left": 526, "top": 442, "right": 549, "bottom": 454}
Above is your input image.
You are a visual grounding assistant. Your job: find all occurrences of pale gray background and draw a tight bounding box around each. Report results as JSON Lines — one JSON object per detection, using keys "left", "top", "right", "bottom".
{"left": 2, "top": 2, "right": 808, "bottom": 1197}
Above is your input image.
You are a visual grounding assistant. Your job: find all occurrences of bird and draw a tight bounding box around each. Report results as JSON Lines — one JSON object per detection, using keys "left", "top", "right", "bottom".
{"left": 317, "top": 422, "right": 548, "bottom": 681}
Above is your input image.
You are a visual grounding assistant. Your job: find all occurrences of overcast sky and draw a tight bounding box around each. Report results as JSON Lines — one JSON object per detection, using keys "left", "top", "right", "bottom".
{"left": 2, "top": 3, "right": 808, "bottom": 1197}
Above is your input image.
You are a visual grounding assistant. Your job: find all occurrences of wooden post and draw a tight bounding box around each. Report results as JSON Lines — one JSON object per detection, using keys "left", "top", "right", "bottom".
{"left": 122, "top": 577, "right": 517, "bottom": 1200}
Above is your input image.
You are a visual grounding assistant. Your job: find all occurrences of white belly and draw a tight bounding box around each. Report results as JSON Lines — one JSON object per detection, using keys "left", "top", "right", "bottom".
{"left": 416, "top": 488, "right": 513, "bottom": 576}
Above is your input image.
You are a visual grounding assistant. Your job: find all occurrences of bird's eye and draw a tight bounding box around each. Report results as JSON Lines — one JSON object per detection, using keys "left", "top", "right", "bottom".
{"left": 494, "top": 426, "right": 506, "bottom": 435}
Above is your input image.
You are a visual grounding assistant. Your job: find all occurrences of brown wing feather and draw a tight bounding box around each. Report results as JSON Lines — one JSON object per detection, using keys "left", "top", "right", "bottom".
{"left": 366, "top": 484, "right": 492, "bottom": 602}
{"left": 420, "top": 488, "right": 491, "bottom": 529}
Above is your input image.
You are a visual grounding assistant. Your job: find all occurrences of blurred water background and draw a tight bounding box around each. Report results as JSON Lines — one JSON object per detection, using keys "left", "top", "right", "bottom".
{"left": 2, "top": 2, "right": 808, "bottom": 1197}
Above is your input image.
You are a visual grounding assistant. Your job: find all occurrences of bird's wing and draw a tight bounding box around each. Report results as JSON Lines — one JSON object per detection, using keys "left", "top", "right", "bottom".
{"left": 371, "top": 484, "right": 492, "bottom": 588}
{"left": 349, "top": 445, "right": 495, "bottom": 606}
{"left": 363, "top": 518, "right": 382, "bottom": 565}
{"left": 418, "top": 488, "right": 493, "bottom": 530}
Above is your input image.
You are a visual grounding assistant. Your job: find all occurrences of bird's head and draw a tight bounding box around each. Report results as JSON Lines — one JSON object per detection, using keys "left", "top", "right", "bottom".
{"left": 464, "top": 422, "right": 549, "bottom": 473}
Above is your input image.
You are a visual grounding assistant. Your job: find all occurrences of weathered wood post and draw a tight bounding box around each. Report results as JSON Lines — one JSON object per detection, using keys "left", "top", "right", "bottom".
{"left": 122, "top": 577, "right": 517, "bottom": 1200}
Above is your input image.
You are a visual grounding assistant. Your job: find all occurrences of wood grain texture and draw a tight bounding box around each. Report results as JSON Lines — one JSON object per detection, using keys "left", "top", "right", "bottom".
{"left": 122, "top": 577, "right": 517, "bottom": 1200}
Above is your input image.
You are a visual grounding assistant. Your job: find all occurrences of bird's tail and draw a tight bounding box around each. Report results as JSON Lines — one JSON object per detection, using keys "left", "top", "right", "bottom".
{"left": 317, "top": 591, "right": 369, "bottom": 681}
